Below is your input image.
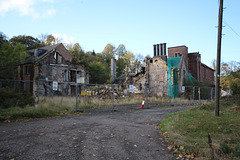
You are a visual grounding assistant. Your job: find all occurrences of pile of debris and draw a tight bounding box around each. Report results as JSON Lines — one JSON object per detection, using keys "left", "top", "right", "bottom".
{"left": 98, "top": 88, "right": 122, "bottom": 99}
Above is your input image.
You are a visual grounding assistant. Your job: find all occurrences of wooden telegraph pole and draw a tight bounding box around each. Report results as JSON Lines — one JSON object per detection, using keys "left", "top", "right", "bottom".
{"left": 215, "top": 0, "right": 224, "bottom": 116}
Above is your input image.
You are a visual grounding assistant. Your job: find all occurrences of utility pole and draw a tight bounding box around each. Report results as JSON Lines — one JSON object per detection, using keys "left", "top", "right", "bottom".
{"left": 215, "top": 0, "right": 224, "bottom": 117}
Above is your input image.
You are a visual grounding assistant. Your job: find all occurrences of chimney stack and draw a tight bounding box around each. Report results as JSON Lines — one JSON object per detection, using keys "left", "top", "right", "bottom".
{"left": 163, "top": 43, "right": 166, "bottom": 56}
{"left": 160, "top": 44, "right": 163, "bottom": 56}
{"left": 157, "top": 44, "right": 160, "bottom": 56}
{"left": 153, "top": 45, "right": 156, "bottom": 57}
{"left": 153, "top": 43, "right": 167, "bottom": 59}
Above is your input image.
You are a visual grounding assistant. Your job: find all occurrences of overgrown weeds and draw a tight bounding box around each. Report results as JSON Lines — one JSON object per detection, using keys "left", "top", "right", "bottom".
{"left": 0, "top": 88, "right": 34, "bottom": 109}
{"left": 160, "top": 95, "right": 240, "bottom": 159}
{"left": 0, "top": 96, "right": 75, "bottom": 121}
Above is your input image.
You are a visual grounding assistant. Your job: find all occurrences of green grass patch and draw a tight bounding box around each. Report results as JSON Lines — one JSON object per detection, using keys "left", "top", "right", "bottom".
{"left": 160, "top": 95, "right": 240, "bottom": 159}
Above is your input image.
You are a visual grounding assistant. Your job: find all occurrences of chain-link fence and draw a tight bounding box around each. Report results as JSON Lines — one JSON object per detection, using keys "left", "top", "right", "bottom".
{"left": 0, "top": 79, "right": 215, "bottom": 111}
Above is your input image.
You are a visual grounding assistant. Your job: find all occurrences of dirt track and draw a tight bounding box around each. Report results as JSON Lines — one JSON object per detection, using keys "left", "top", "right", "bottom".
{"left": 0, "top": 106, "right": 190, "bottom": 160}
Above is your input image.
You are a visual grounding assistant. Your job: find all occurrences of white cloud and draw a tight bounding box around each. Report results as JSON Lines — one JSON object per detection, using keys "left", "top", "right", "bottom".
{"left": 62, "top": 34, "right": 74, "bottom": 44}
{"left": 0, "top": 0, "right": 35, "bottom": 16}
{"left": 52, "top": 33, "right": 75, "bottom": 44}
{"left": 0, "top": 0, "right": 56, "bottom": 18}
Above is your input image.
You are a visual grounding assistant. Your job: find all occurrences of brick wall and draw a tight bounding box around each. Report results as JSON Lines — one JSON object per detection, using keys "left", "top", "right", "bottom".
{"left": 168, "top": 46, "right": 188, "bottom": 67}
{"left": 188, "top": 52, "right": 214, "bottom": 84}
{"left": 200, "top": 63, "right": 215, "bottom": 84}
{"left": 188, "top": 52, "right": 201, "bottom": 81}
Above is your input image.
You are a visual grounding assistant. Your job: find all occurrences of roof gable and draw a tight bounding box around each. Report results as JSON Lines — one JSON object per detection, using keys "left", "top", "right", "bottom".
{"left": 25, "top": 43, "right": 72, "bottom": 64}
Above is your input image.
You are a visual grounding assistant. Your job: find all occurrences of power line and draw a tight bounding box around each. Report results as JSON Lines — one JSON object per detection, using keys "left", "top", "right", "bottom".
{"left": 224, "top": 20, "right": 240, "bottom": 39}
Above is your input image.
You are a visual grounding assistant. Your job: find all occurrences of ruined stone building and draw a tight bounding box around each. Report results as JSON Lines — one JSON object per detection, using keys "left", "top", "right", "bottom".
{"left": 18, "top": 43, "right": 89, "bottom": 96}
{"left": 116, "top": 43, "right": 214, "bottom": 98}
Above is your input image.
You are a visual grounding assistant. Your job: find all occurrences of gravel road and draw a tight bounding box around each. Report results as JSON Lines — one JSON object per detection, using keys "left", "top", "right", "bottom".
{"left": 0, "top": 106, "right": 190, "bottom": 160}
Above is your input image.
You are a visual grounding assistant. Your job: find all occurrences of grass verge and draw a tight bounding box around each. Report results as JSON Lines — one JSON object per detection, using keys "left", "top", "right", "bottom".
{"left": 160, "top": 95, "right": 240, "bottom": 159}
{"left": 0, "top": 96, "right": 76, "bottom": 122}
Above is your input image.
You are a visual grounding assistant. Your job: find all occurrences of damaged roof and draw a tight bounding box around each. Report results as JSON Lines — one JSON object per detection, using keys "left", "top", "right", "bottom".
{"left": 23, "top": 43, "right": 72, "bottom": 64}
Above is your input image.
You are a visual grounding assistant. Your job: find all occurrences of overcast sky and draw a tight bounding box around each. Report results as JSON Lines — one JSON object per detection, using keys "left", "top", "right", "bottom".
{"left": 0, "top": 0, "right": 239, "bottom": 67}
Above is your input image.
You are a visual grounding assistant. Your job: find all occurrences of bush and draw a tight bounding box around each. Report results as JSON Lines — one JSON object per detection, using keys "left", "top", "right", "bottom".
{"left": 0, "top": 88, "right": 34, "bottom": 108}
{"left": 230, "top": 78, "right": 240, "bottom": 95}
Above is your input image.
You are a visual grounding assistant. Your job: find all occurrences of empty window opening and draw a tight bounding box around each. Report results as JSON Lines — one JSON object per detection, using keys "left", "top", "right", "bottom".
{"left": 24, "top": 66, "right": 30, "bottom": 75}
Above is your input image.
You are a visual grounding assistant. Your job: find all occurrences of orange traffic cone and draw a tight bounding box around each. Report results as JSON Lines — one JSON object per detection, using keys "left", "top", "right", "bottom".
{"left": 141, "top": 98, "right": 145, "bottom": 109}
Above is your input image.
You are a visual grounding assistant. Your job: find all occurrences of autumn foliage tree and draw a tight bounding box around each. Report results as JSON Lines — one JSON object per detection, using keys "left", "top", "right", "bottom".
{"left": 68, "top": 43, "right": 144, "bottom": 84}
{"left": 218, "top": 61, "right": 240, "bottom": 95}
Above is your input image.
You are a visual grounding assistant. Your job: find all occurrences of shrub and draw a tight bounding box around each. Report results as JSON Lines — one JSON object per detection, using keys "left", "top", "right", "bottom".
{"left": 0, "top": 88, "right": 34, "bottom": 108}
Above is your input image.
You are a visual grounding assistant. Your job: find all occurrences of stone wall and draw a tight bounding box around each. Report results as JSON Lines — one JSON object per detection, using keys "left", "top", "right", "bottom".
{"left": 147, "top": 57, "right": 168, "bottom": 96}
{"left": 36, "top": 49, "right": 88, "bottom": 96}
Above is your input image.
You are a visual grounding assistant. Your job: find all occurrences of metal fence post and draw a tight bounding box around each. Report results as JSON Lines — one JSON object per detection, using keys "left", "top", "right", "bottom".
{"left": 211, "top": 87, "right": 213, "bottom": 101}
{"left": 169, "top": 85, "right": 172, "bottom": 104}
{"left": 198, "top": 87, "right": 201, "bottom": 103}
{"left": 38, "top": 79, "right": 40, "bottom": 103}
{"left": 144, "top": 83, "right": 147, "bottom": 108}
{"left": 192, "top": 86, "right": 195, "bottom": 104}
{"left": 75, "top": 83, "right": 78, "bottom": 111}
{"left": 112, "top": 84, "right": 114, "bottom": 109}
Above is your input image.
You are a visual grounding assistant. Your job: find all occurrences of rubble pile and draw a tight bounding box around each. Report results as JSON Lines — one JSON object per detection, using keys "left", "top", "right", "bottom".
{"left": 98, "top": 88, "right": 122, "bottom": 99}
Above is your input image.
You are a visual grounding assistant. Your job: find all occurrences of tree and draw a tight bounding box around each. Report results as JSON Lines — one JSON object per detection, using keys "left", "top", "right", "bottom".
{"left": 115, "top": 44, "right": 126, "bottom": 58}
{"left": 116, "top": 57, "right": 126, "bottom": 77}
{"left": 10, "top": 35, "right": 43, "bottom": 50}
{"left": 102, "top": 43, "right": 115, "bottom": 65}
{"left": 0, "top": 42, "right": 29, "bottom": 79}
{"left": 123, "top": 51, "right": 135, "bottom": 73}
{"left": 45, "top": 35, "right": 56, "bottom": 45}
{"left": 221, "top": 62, "right": 231, "bottom": 76}
{"left": 45, "top": 34, "right": 62, "bottom": 45}
{"left": 68, "top": 43, "right": 110, "bottom": 83}
{"left": 88, "top": 62, "right": 109, "bottom": 84}
{"left": 68, "top": 43, "right": 85, "bottom": 64}
{"left": 0, "top": 32, "right": 8, "bottom": 49}
{"left": 38, "top": 33, "right": 49, "bottom": 45}
{"left": 218, "top": 60, "right": 240, "bottom": 94}
{"left": 228, "top": 61, "right": 240, "bottom": 72}
{"left": 132, "top": 54, "right": 144, "bottom": 73}
{"left": 229, "top": 70, "right": 240, "bottom": 95}
{"left": 212, "top": 59, "right": 240, "bottom": 76}
{"left": 114, "top": 44, "right": 127, "bottom": 77}
{"left": 100, "top": 43, "right": 145, "bottom": 78}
